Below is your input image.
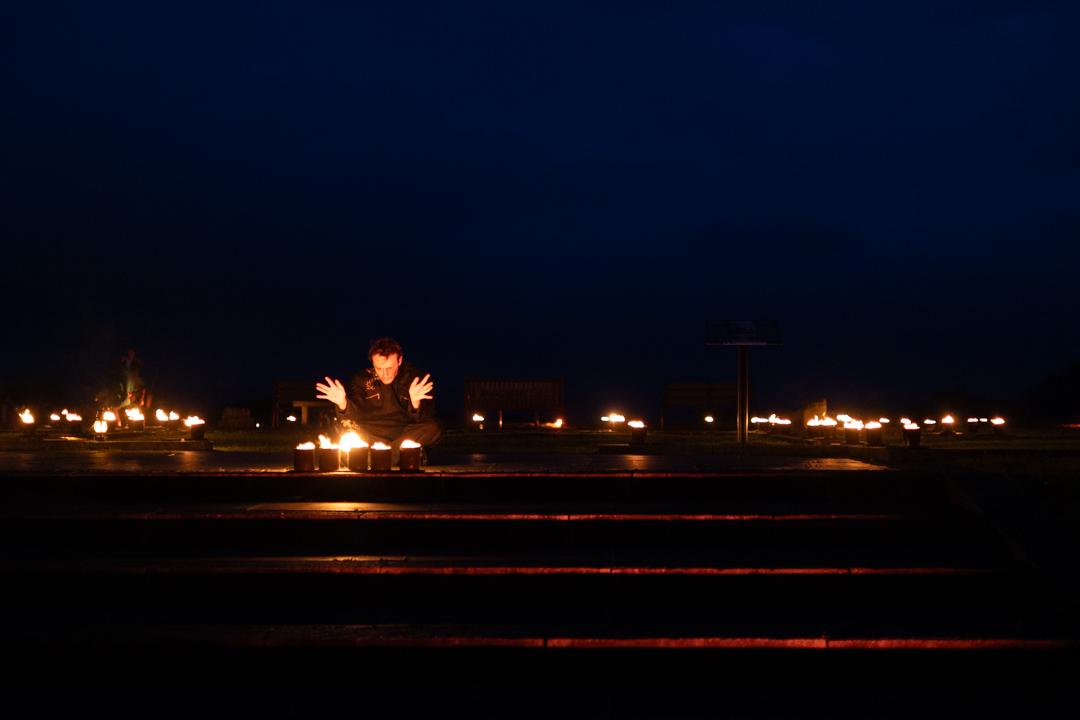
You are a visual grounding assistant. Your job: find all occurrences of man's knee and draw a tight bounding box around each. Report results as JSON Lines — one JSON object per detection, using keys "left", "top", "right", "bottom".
{"left": 411, "top": 418, "right": 442, "bottom": 446}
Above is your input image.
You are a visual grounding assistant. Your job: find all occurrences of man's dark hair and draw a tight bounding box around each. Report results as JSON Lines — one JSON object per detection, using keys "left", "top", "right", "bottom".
{"left": 368, "top": 337, "right": 404, "bottom": 360}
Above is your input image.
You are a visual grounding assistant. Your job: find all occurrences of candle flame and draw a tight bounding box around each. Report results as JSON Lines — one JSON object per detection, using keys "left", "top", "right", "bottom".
{"left": 472, "top": 413, "right": 485, "bottom": 423}
{"left": 371, "top": 442, "right": 391, "bottom": 451}
{"left": 317, "top": 434, "right": 337, "bottom": 449}
{"left": 628, "top": 420, "right": 645, "bottom": 429}
{"left": 941, "top": 415, "right": 955, "bottom": 424}
{"left": 93, "top": 420, "right": 108, "bottom": 434}
{"left": 704, "top": 415, "right": 714, "bottom": 423}
{"left": 50, "top": 413, "right": 61, "bottom": 422}
{"left": 923, "top": 419, "right": 936, "bottom": 425}
{"left": 608, "top": 414, "right": 625, "bottom": 424}
{"left": 600, "top": 416, "right": 609, "bottom": 422}
{"left": 821, "top": 417, "right": 838, "bottom": 427}
{"left": 900, "top": 417, "right": 912, "bottom": 425}
{"left": 339, "top": 431, "right": 367, "bottom": 451}
{"left": 286, "top": 415, "right": 297, "bottom": 422}
{"left": 19, "top": 409, "right": 34, "bottom": 424}
{"left": 837, "top": 414, "right": 853, "bottom": 423}
{"left": 400, "top": 439, "right": 422, "bottom": 449}
{"left": 103, "top": 410, "right": 117, "bottom": 422}
{"left": 967, "top": 417, "right": 980, "bottom": 423}
{"left": 878, "top": 418, "right": 890, "bottom": 424}
{"left": 296, "top": 442, "right": 316, "bottom": 450}
{"left": 807, "top": 417, "right": 821, "bottom": 427}
{"left": 169, "top": 411, "right": 179, "bottom": 421}
{"left": 751, "top": 417, "right": 769, "bottom": 424}
{"left": 156, "top": 409, "right": 169, "bottom": 422}
{"left": 843, "top": 420, "right": 864, "bottom": 430}
{"left": 543, "top": 418, "right": 564, "bottom": 429}
{"left": 66, "top": 413, "right": 82, "bottom": 422}
{"left": 865, "top": 421, "right": 882, "bottom": 430}
{"left": 991, "top": 417, "right": 1006, "bottom": 426}
{"left": 768, "top": 414, "right": 791, "bottom": 425}
{"left": 125, "top": 408, "right": 145, "bottom": 421}
{"left": 184, "top": 416, "right": 205, "bottom": 427}
{"left": 903, "top": 422, "right": 920, "bottom": 430}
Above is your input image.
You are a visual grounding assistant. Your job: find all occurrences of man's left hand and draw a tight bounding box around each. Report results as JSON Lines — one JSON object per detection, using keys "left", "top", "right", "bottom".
{"left": 409, "top": 373, "right": 434, "bottom": 409}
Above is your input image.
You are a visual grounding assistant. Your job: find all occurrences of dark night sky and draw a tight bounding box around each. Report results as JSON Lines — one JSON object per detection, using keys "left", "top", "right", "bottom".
{"left": 3, "top": 1, "right": 1079, "bottom": 422}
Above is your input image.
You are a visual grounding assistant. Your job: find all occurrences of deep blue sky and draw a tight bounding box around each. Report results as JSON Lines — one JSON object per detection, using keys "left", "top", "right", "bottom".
{"left": 3, "top": 1, "right": 1079, "bottom": 422}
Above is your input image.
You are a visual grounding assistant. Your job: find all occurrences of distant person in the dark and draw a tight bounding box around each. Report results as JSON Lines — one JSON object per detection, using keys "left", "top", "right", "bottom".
{"left": 120, "top": 348, "right": 152, "bottom": 409}
{"left": 315, "top": 338, "right": 441, "bottom": 452}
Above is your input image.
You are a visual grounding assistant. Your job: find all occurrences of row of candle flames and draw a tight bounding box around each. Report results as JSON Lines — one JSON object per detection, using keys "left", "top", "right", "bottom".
{"left": 294, "top": 432, "right": 422, "bottom": 472}
{"left": 17, "top": 408, "right": 206, "bottom": 438}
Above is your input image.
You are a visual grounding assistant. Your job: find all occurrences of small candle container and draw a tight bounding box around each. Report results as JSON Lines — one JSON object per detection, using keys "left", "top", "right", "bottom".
{"left": 189, "top": 424, "right": 206, "bottom": 441}
{"left": 346, "top": 446, "right": 369, "bottom": 472}
{"left": 370, "top": 445, "right": 393, "bottom": 472}
{"left": 65, "top": 418, "right": 85, "bottom": 437}
{"left": 844, "top": 427, "right": 860, "bottom": 445}
{"left": 294, "top": 447, "right": 316, "bottom": 472}
{"left": 317, "top": 447, "right": 340, "bottom": 472}
{"left": 398, "top": 445, "right": 422, "bottom": 472}
{"left": 628, "top": 421, "right": 646, "bottom": 447}
{"left": 903, "top": 426, "right": 922, "bottom": 448}
{"left": 130, "top": 418, "right": 146, "bottom": 433}
{"left": 864, "top": 424, "right": 884, "bottom": 447}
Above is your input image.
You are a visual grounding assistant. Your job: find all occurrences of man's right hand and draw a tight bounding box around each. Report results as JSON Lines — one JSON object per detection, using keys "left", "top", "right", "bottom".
{"left": 315, "top": 377, "right": 348, "bottom": 411}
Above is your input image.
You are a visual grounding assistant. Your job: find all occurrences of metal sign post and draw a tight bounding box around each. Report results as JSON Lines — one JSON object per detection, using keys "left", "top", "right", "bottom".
{"left": 706, "top": 321, "right": 782, "bottom": 447}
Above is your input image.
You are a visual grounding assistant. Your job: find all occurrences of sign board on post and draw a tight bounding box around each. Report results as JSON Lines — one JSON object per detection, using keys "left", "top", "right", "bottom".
{"left": 706, "top": 320, "right": 782, "bottom": 347}
{"left": 706, "top": 321, "right": 782, "bottom": 446}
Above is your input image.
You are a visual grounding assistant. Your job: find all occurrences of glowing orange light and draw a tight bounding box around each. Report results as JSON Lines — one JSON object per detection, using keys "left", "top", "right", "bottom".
{"left": 65, "top": 413, "right": 82, "bottom": 422}
{"left": 371, "top": 442, "right": 391, "bottom": 451}
{"left": 339, "top": 432, "right": 367, "bottom": 451}
{"left": 704, "top": 415, "right": 714, "bottom": 423}
{"left": 751, "top": 416, "right": 770, "bottom": 424}
{"left": 923, "top": 419, "right": 937, "bottom": 425}
{"left": 155, "top": 409, "right": 169, "bottom": 422}
{"left": 472, "top": 413, "right": 485, "bottom": 423}
{"left": 900, "top": 417, "right": 912, "bottom": 425}
{"left": 400, "top": 439, "right": 422, "bottom": 449}
{"left": 878, "top": 418, "right": 890, "bottom": 424}
{"left": 843, "top": 420, "right": 864, "bottom": 430}
{"left": 125, "top": 408, "right": 145, "bottom": 422}
{"left": 102, "top": 410, "right": 117, "bottom": 422}
{"left": 865, "top": 421, "right": 882, "bottom": 430}
{"left": 49, "top": 413, "right": 61, "bottom": 422}
{"left": 768, "top": 414, "right": 792, "bottom": 426}
{"left": 941, "top": 415, "right": 955, "bottom": 425}
{"left": 93, "top": 420, "right": 108, "bottom": 434}
{"left": 19, "top": 409, "right": 34, "bottom": 424}
{"left": 184, "top": 416, "right": 205, "bottom": 427}
{"left": 317, "top": 434, "right": 337, "bottom": 449}
{"left": 836, "top": 414, "right": 853, "bottom": 424}
{"left": 903, "top": 422, "right": 920, "bottom": 430}
{"left": 286, "top": 415, "right": 297, "bottom": 423}
{"left": 168, "top": 411, "right": 179, "bottom": 421}
{"left": 821, "top": 417, "right": 838, "bottom": 427}
{"left": 967, "top": 417, "right": 979, "bottom": 423}
{"left": 628, "top": 420, "right": 645, "bottom": 429}
{"left": 991, "top": 417, "right": 1006, "bottom": 426}
{"left": 806, "top": 417, "right": 822, "bottom": 427}
{"left": 296, "top": 441, "right": 316, "bottom": 450}
{"left": 543, "top": 418, "right": 564, "bottom": 429}
{"left": 608, "top": 414, "right": 626, "bottom": 424}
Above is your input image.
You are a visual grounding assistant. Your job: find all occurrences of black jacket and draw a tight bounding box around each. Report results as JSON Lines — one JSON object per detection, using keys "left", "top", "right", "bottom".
{"left": 336, "top": 362, "right": 435, "bottom": 426}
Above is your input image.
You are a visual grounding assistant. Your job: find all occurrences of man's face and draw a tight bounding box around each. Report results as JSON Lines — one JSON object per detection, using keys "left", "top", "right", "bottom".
{"left": 371, "top": 353, "right": 402, "bottom": 385}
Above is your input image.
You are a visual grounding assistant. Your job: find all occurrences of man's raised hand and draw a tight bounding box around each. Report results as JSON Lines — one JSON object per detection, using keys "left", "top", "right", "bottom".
{"left": 315, "top": 376, "right": 348, "bottom": 411}
{"left": 409, "top": 373, "right": 434, "bottom": 409}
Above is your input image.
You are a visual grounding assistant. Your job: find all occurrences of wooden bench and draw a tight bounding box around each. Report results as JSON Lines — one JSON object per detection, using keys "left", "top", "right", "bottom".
{"left": 272, "top": 381, "right": 333, "bottom": 428}
{"left": 463, "top": 378, "right": 565, "bottom": 429}
{"left": 661, "top": 383, "right": 736, "bottom": 429}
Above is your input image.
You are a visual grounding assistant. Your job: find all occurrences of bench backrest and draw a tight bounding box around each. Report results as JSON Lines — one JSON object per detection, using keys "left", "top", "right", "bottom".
{"left": 463, "top": 378, "right": 565, "bottom": 418}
